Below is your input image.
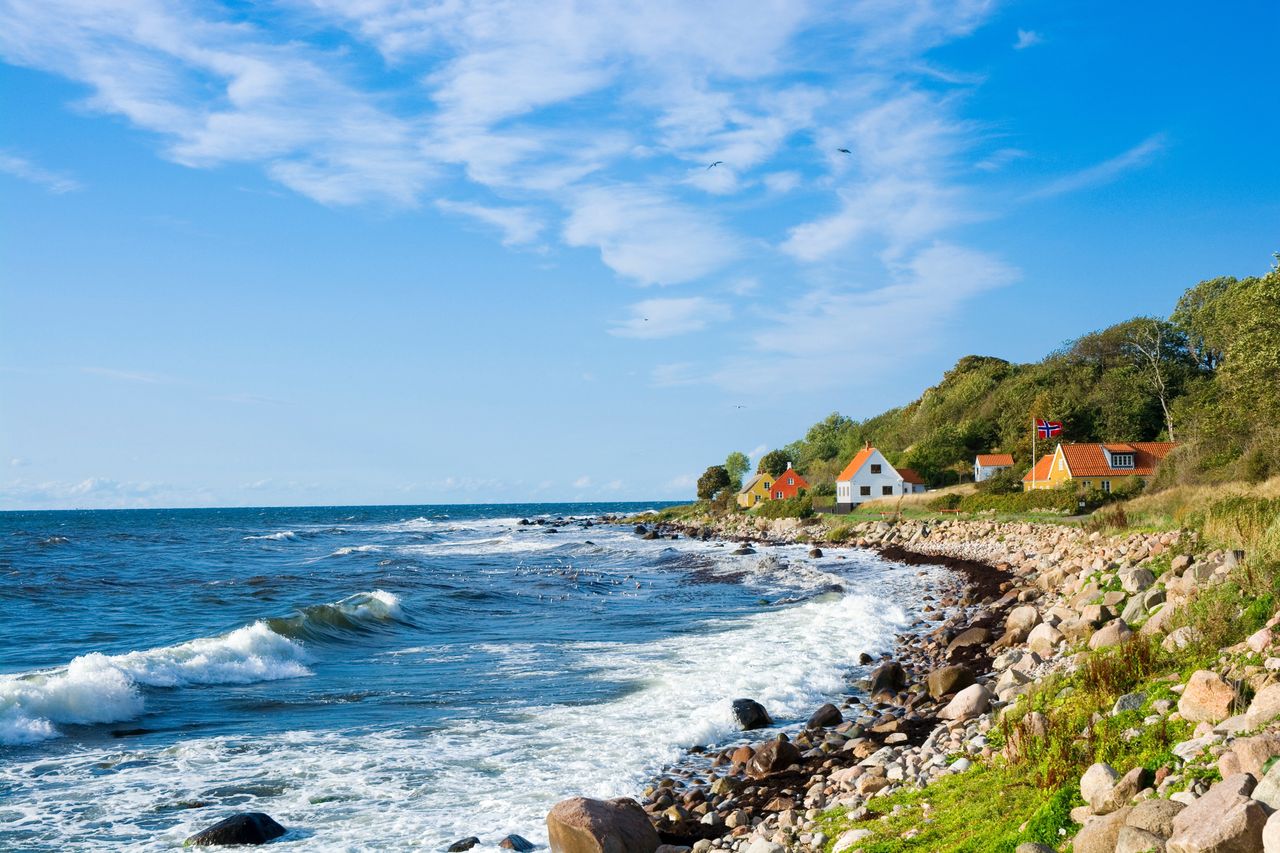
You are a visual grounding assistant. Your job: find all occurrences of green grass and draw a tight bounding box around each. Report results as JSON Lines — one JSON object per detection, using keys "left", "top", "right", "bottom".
{"left": 818, "top": 766, "right": 1079, "bottom": 853}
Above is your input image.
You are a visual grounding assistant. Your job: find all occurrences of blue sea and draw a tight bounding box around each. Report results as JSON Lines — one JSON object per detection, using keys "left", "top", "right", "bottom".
{"left": 0, "top": 504, "right": 940, "bottom": 850}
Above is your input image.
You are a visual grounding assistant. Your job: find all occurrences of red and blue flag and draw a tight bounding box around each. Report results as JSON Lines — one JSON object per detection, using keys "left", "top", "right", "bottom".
{"left": 1036, "top": 419, "right": 1063, "bottom": 438}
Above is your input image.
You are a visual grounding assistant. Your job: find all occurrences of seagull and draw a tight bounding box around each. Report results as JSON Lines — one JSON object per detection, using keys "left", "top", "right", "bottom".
{"left": 734, "top": 405, "right": 746, "bottom": 409}
{"left": 837, "top": 148, "right": 852, "bottom": 154}
{"left": 707, "top": 161, "right": 724, "bottom": 170}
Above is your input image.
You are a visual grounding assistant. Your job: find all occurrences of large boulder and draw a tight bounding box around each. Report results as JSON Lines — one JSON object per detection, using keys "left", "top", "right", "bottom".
{"left": 926, "top": 664, "right": 976, "bottom": 699}
{"left": 1027, "top": 623, "right": 1065, "bottom": 655}
{"left": 1126, "top": 797, "right": 1186, "bottom": 838}
{"left": 1177, "top": 670, "right": 1239, "bottom": 723}
{"left": 1229, "top": 734, "right": 1280, "bottom": 778}
{"left": 867, "top": 661, "right": 906, "bottom": 700}
{"left": 1075, "top": 807, "right": 1133, "bottom": 853}
{"left": 1251, "top": 757, "right": 1280, "bottom": 811}
{"left": 945, "top": 627, "right": 990, "bottom": 658}
{"left": 1265, "top": 811, "right": 1280, "bottom": 853}
{"left": 184, "top": 813, "right": 286, "bottom": 847}
{"left": 938, "top": 684, "right": 992, "bottom": 721}
{"left": 1120, "top": 567, "right": 1156, "bottom": 594}
{"left": 1081, "top": 763, "right": 1120, "bottom": 810}
{"left": 807, "top": 703, "right": 842, "bottom": 729}
{"left": 1089, "top": 619, "right": 1135, "bottom": 650}
{"left": 1168, "top": 774, "right": 1265, "bottom": 853}
{"left": 1114, "top": 826, "right": 1167, "bottom": 853}
{"left": 731, "top": 698, "right": 772, "bottom": 730}
{"left": 746, "top": 736, "right": 801, "bottom": 779}
{"left": 1095, "top": 766, "right": 1152, "bottom": 815}
{"left": 546, "top": 797, "right": 660, "bottom": 853}
{"left": 1005, "top": 606, "right": 1041, "bottom": 639}
{"left": 1247, "top": 684, "right": 1280, "bottom": 726}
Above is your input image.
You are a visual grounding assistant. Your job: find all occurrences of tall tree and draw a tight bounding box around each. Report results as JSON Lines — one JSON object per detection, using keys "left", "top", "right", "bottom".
{"left": 696, "top": 465, "right": 731, "bottom": 500}
{"left": 724, "top": 451, "right": 750, "bottom": 491}
{"left": 756, "top": 449, "right": 791, "bottom": 477}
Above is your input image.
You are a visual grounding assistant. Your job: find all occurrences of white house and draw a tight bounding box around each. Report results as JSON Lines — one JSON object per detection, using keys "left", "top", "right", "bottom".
{"left": 974, "top": 453, "right": 1014, "bottom": 482}
{"left": 835, "top": 444, "right": 910, "bottom": 509}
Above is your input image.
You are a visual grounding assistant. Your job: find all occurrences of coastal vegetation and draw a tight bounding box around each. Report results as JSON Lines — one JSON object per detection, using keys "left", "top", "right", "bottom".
{"left": 701, "top": 257, "right": 1279, "bottom": 498}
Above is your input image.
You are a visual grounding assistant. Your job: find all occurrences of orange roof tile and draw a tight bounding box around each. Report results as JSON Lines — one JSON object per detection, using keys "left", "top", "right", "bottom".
{"left": 1022, "top": 454, "right": 1054, "bottom": 482}
{"left": 976, "top": 453, "right": 1014, "bottom": 466}
{"left": 1103, "top": 443, "right": 1135, "bottom": 452}
{"left": 836, "top": 447, "right": 875, "bottom": 481}
{"left": 1060, "top": 442, "right": 1178, "bottom": 477}
{"left": 896, "top": 467, "right": 925, "bottom": 485}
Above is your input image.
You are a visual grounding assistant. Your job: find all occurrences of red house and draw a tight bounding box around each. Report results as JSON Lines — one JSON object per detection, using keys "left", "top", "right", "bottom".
{"left": 771, "top": 463, "right": 810, "bottom": 500}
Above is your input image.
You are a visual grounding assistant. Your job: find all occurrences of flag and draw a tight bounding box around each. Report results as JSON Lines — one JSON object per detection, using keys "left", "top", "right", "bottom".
{"left": 1036, "top": 419, "right": 1063, "bottom": 438}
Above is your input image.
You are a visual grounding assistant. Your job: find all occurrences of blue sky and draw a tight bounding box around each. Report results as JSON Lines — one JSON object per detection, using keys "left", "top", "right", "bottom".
{"left": 1, "top": 0, "right": 1277, "bottom": 510}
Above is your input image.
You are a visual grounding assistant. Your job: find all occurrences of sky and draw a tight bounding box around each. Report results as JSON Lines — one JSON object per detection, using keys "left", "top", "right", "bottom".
{"left": 1, "top": 0, "right": 1277, "bottom": 510}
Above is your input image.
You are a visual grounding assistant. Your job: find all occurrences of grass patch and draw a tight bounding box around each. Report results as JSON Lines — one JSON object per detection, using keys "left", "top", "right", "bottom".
{"left": 819, "top": 766, "right": 1078, "bottom": 853}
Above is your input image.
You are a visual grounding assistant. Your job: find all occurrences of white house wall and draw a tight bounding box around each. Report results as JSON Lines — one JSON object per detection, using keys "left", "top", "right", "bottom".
{"left": 836, "top": 449, "right": 907, "bottom": 505}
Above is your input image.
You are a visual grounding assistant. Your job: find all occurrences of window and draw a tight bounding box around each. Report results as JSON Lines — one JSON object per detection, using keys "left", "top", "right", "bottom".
{"left": 1111, "top": 454, "right": 1134, "bottom": 469}
{"left": 882, "top": 486, "right": 893, "bottom": 495}
{"left": 787, "top": 477, "right": 794, "bottom": 485}
{"left": 1058, "top": 458, "right": 1065, "bottom": 471}
{"left": 1101, "top": 480, "right": 1111, "bottom": 493}
{"left": 860, "top": 485, "right": 871, "bottom": 496}
{"left": 763, "top": 481, "right": 770, "bottom": 490}
{"left": 775, "top": 491, "right": 783, "bottom": 499}
{"left": 870, "top": 464, "right": 881, "bottom": 474}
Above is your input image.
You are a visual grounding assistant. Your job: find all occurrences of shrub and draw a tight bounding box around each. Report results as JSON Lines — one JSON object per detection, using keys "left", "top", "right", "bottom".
{"left": 754, "top": 494, "right": 814, "bottom": 519}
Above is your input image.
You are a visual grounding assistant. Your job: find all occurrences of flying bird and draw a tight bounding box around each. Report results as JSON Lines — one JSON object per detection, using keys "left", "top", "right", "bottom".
{"left": 837, "top": 148, "right": 852, "bottom": 154}
{"left": 707, "top": 161, "right": 724, "bottom": 170}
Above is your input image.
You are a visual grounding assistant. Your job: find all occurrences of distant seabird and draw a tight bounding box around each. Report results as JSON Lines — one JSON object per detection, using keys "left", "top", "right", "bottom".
{"left": 707, "top": 161, "right": 724, "bottom": 170}
{"left": 837, "top": 148, "right": 852, "bottom": 154}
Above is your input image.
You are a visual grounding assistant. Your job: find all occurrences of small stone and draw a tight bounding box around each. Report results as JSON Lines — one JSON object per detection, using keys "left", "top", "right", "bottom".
{"left": 500, "top": 835, "right": 536, "bottom": 852}
{"left": 448, "top": 838, "right": 481, "bottom": 852}
{"left": 184, "top": 813, "right": 286, "bottom": 847}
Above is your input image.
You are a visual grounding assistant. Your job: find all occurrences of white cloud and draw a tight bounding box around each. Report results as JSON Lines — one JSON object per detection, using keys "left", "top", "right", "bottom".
{"left": 573, "top": 475, "right": 592, "bottom": 488}
{"left": 665, "top": 473, "right": 696, "bottom": 491}
{"left": 435, "top": 199, "right": 544, "bottom": 246}
{"left": 610, "top": 297, "right": 725, "bottom": 339}
{"left": 563, "top": 186, "right": 740, "bottom": 285}
{"left": 974, "top": 147, "right": 1029, "bottom": 172}
{"left": 0, "top": 150, "right": 80, "bottom": 193}
{"left": 1025, "top": 134, "right": 1167, "bottom": 200}
{"left": 1014, "top": 29, "right": 1043, "bottom": 50}
{"left": 0, "top": 476, "right": 216, "bottom": 509}
{"left": 762, "top": 171, "right": 801, "bottom": 194}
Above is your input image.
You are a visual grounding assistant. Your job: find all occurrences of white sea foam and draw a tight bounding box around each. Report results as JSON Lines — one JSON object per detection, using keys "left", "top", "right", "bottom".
{"left": 244, "top": 530, "right": 299, "bottom": 541}
{"left": 0, "top": 573, "right": 919, "bottom": 849}
{"left": 328, "top": 544, "right": 383, "bottom": 557}
{"left": 0, "top": 592, "right": 404, "bottom": 746}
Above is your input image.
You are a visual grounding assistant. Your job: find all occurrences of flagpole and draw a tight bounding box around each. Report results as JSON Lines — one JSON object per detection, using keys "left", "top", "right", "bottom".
{"left": 1031, "top": 415, "right": 1036, "bottom": 490}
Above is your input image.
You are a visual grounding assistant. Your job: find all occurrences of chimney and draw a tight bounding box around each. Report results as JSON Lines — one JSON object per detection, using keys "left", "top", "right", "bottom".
{"left": 865, "top": 441, "right": 871, "bottom": 450}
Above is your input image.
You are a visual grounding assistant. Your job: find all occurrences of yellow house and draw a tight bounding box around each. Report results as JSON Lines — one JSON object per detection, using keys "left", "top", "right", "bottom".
{"left": 736, "top": 473, "right": 773, "bottom": 508}
{"left": 1024, "top": 442, "right": 1178, "bottom": 493}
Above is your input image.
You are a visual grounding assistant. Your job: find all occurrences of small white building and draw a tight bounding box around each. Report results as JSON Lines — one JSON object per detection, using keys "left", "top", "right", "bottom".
{"left": 835, "top": 444, "right": 910, "bottom": 509}
{"left": 974, "top": 453, "right": 1014, "bottom": 482}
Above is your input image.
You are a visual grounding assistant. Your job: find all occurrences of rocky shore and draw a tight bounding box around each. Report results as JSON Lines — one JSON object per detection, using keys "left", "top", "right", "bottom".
{"left": 537, "top": 512, "right": 1280, "bottom": 853}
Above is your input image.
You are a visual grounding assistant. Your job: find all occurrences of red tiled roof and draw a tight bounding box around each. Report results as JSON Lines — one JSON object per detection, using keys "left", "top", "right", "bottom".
{"left": 1022, "top": 454, "right": 1054, "bottom": 482}
{"left": 896, "top": 467, "right": 925, "bottom": 485}
{"left": 1061, "top": 442, "right": 1178, "bottom": 477}
{"left": 1103, "top": 443, "right": 1135, "bottom": 452}
{"left": 976, "top": 453, "right": 1014, "bottom": 466}
{"left": 837, "top": 447, "right": 875, "bottom": 481}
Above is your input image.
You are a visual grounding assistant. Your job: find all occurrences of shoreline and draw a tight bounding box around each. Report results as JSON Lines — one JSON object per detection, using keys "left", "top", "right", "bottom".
{"left": 612, "top": 514, "right": 1021, "bottom": 852}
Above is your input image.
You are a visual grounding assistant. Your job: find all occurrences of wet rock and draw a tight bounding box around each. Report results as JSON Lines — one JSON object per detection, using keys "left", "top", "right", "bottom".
{"left": 867, "top": 661, "right": 906, "bottom": 700}
{"left": 546, "top": 796, "right": 660, "bottom": 853}
{"left": 500, "top": 835, "right": 537, "bottom": 852}
{"left": 808, "top": 548, "right": 823, "bottom": 558}
{"left": 634, "top": 525, "right": 648, "bottom": 535}
{"left": 731, "top": 699, "right": 772, "bottom": 730}
{"left": 806, "top": 703, "right": 842, "bottom": 729}
{"left": 184, "top": 813, "right": 286, "bottom": 847}
{"left": 746, "top": 736, "right": 801, "bottom": 779}
{"left": 448, "top": 838, "right": 481, "bottom": 852}
{"left": 858, "top": 652, "right": 874, "bottom": 665}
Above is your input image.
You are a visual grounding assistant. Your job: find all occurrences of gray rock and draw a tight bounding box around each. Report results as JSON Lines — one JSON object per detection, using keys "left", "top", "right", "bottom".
{"left": 1264, "top": 811, "right": 1280, "bottom": 853}
{"left": 1090, "top": 618, "right": 1135, "bottom": 650}
{"left": 1096, "top": 767, "right": 1152, "bottom": 814}
{"left": 501, "top": 836, "right": 537, "bottom": 852}
{"left": 1115, "top": 825, "right": 1167, "bottom": 853}
{"left": 925, "top": 664, "right": 976, "bottom": 699}
{"left": 1121, "top": 567, "right": 1157, "bottom": 594}
{"left": 807, "top": 703, "right": 842, "bottom": 729}
{"left": 1126, "top": 797, "right": 1186, "bottom": 837}
{"left": 1075, "top": 807, "right": 1133, "bottom": 853}
{"left": 449, "top": 838, "right": 481, "bottom": 852}
{"left": 1252, "top": 758, "right": 1280, "bottom": 811}
{"left": 1167, "top": 774, "right": 1264, "bottom": 853}
{"left": 1015, "top": 845, "right": 1055, "bottom": 853}
{"left": 731, "top": 698, "right": 772, "bottom": 730}
{"left": 1113, "top": 692, "right": 1147, "bottom": 715}
{"left": 938, "top": 684, "right": 992, "bottom": 721}
{"left": 1081, "top": 762, "right": 1121, "bottom": 809}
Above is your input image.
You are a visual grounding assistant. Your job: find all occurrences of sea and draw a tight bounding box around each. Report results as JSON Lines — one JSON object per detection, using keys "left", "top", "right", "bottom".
{"left": 0, "top": 503, "right": 944, "bottom": 851}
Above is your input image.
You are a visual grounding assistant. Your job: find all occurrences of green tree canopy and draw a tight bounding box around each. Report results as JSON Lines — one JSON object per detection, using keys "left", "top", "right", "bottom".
{"left": 756, "top": 449, "right": 791, "bottom": 477}
{"left": 696, "top": 465, "right": 731, "bottom": 500}
{"left": 724, "top": 451, "right": 750, "bottom": 491}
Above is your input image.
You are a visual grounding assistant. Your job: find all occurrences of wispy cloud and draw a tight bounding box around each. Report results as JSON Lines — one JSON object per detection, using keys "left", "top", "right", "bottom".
{"left": 0, "top": 149, "right": 80, "bottom": 193}
{"left": 81, "top": 366, "right": 169, "bottom": 384}
{"left": 975, "top": 147, "right": 1029, "bottom": 172}
{"left": 1014, "top": 29, "right": 1043, "bottom": 50}
{"left": 611, "top": 297, "right": 725, "bottom": 339}
{"left": 435, "top": 199, "right": 545, "bottom": 247}
{"left": 1025, "top": 134, "right": 1167, "bottom": 200}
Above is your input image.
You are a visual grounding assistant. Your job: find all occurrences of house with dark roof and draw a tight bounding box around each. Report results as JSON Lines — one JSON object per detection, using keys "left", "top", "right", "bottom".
{"left": 1023, "top": 442, "right": 1177, "bottom": 492}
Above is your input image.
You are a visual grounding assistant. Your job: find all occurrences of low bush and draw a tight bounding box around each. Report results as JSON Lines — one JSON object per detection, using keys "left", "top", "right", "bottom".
{"left": 753, "top": 494, "right": 814, "bottom": 519}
